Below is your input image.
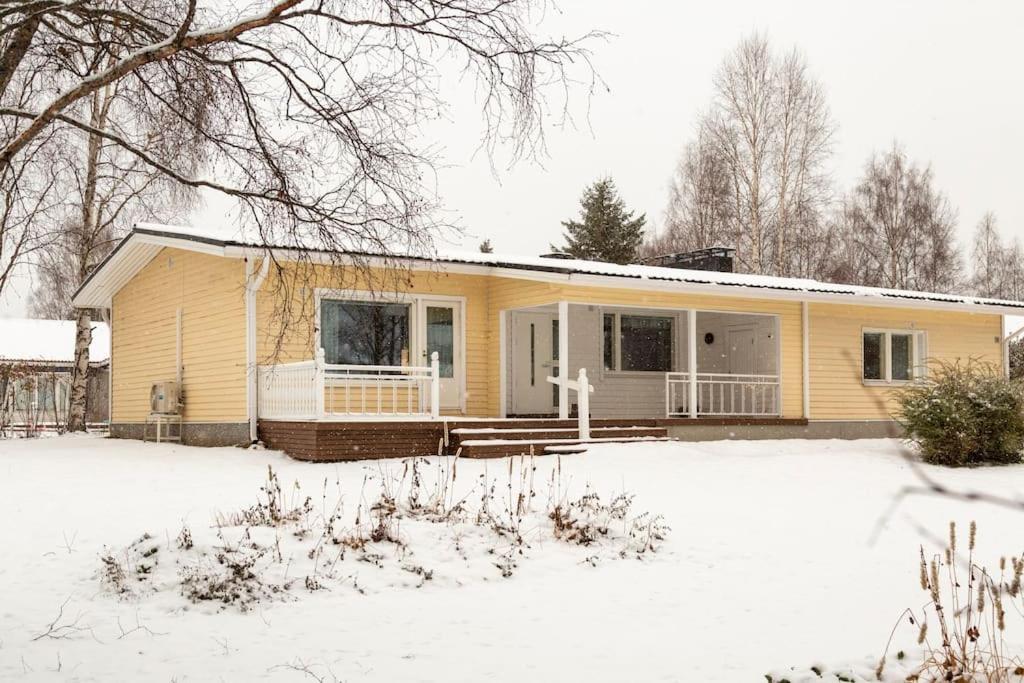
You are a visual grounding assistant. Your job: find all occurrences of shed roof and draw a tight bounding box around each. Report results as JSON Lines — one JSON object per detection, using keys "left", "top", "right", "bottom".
{"left": 0, "top": 318, "right": 110, "bottom": 365}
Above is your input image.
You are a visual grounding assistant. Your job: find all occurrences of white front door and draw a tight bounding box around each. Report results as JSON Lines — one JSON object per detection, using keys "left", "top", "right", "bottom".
{"left": 511, "top": 312, "right": 559, "bottom": 415}
{"left": 727, "top": 327, "right": 756, "bottom": 375}
{"left": 418, "top": 299, "right": 463, "bottom": 411}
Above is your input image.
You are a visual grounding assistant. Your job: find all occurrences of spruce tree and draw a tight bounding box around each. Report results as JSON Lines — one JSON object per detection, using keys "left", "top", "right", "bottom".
{"left": 553, "top": 177, "right": 646, "bottom": 264}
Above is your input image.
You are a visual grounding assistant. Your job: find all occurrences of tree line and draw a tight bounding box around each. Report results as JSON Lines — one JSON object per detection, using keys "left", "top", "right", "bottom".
{"left": 555, "top": 34, "right": 1018, "bottom": 301}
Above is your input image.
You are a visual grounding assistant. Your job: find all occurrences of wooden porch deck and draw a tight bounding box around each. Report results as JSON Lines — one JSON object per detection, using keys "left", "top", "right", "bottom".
{"left": 258, "top": 417, "right": 809, "bottom": 461}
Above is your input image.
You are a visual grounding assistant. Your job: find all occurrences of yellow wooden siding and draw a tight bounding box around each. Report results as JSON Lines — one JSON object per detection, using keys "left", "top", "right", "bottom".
{"left": 484, "top": 278, "right": 805, "bottom": 418}
{"left": 110, "top": 249, "right": 1006, "bottom": 425}
{"left": 111, "top": 247, "right": 247, "bottom": 423}
{"left": 808, "top": 303, "right": 1003, "bottom": 420}
{"left": 255, "top": 262, "right": 492, "bottom": 417}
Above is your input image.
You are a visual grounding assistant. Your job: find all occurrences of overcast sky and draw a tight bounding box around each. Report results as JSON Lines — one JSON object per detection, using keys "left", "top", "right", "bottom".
{"left": 424, "top": 0, "right": 1024, "bottom": 255}
{"left": 3, "top": 0, "right": 1023, "bottom": 315}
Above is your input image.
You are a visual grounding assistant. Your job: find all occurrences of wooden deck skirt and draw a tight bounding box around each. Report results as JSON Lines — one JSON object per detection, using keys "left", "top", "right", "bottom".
{"left": 258, "top": 417, "right": 809, "bottom": 462}
{"left": 258, "top": 420, "right": 446, "bottom": 461}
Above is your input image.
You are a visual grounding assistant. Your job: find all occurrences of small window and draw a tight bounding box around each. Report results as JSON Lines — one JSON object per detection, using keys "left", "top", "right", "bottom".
{"left": 14, "top": 379, "right": 34, "bottom": 410}
{"left": 863, "top": 333, "right": 884, "bottom": 380}
{"left": 320, "top": 300, "right": 410, "bottom": 366}
{"left": 863, "top": 329, "right": 925, "bottom": 383}
{"left": 603, "top": 312, "right": 674, "bottom": 372}
{"left": 891, "top": 334, "right": 912, "bottom": 381}
{"left": 603, "top": 314, "right": 615, "bottom": 370}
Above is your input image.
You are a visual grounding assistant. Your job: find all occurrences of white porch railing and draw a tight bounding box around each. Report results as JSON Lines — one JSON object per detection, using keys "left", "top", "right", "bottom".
{"left": 666, "top": 372, "right": 780, "bottom": 417}
{"left": 258, "top": 349, "right": 440, "bottom": 420}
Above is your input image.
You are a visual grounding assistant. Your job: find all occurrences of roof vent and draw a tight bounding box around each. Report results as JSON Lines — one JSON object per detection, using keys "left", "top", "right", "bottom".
{"left": 642, "top": 247, "right": 735, "bottom": 273}
{"left": 540, "top": 252, "right": 574, "bottom": 260}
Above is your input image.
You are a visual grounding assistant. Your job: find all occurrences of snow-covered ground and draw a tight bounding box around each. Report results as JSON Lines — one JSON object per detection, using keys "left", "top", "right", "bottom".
{"left": 2, "top": 435, "right": 1023, "bottom": 682}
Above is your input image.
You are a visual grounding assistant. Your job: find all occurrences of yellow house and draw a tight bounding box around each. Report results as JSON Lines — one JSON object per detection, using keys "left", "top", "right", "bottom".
{"left": 72, "top": 224, "right": 1023, "bottom": 460}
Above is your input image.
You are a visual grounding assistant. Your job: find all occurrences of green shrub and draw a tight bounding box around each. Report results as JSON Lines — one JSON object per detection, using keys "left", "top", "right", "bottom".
{"left": 895, "top": 359, "right": 1024, "bottom": 466}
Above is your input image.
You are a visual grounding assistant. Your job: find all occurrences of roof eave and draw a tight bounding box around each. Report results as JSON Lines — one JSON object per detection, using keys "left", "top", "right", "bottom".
{"left": 72, "top": 227, "right": 231, "bottom": 309}
{"left": 73, "top": 226, "right": 1024, "bottom": 317}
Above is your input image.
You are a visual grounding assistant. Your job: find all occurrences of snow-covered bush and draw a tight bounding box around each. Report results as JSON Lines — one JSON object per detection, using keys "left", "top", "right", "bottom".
{"left": 99, "top": 459, "right": 669, "bottom": 611}
{"left": 179, "top": 531, "right": 291, "bottom": 611}
{"left": 895, "top": 360, "right": 1024, "bottom": 466}
{"left": 98, "top": 533, "right": 161, "bottom": 599}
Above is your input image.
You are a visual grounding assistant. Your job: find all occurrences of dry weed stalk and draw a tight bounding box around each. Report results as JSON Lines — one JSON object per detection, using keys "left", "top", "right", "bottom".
{"left": 880, "top": 521, "right": 1024, "bottom": 681}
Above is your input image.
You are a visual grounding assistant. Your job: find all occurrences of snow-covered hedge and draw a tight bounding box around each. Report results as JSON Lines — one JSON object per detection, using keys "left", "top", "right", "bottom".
{"left": 896, "top": 360, "right": 1024, "bottom": 466}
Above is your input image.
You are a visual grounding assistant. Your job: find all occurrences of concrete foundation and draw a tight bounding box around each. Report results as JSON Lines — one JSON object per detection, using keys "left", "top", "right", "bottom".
{"left": 665, "top": 420, "right": 903, "bottom": 441}
{"left": 110, "top": 422, "right": 250, "bottom": 447}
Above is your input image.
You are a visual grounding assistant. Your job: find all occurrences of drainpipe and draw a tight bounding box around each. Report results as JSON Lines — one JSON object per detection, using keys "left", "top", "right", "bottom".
{"left": 245, "top": 254, "right": 270, "bottom": 443}
{"left": 801, "top": 301, "right": 810, "bottom": 419}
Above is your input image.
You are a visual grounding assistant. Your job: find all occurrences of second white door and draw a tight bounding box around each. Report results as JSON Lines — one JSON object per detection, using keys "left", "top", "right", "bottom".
{"left": 511, "top": 312, "right": 559, "bottom": 415}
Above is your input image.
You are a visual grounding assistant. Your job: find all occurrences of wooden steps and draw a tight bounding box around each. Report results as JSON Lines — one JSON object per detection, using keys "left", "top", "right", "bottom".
{"left": 446, "top": 419, "right": 670, "bottom": 458}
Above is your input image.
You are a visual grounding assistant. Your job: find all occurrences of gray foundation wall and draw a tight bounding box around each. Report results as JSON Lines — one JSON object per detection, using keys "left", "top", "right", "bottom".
{"left": 110, "top": 422, "right": 250, "bottom": 447}
{"left": 665, "top": 420, "right": 903, "bottom": 441}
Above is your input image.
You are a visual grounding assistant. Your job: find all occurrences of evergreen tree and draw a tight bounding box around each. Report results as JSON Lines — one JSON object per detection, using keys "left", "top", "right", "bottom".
{"left": 479, "top": 238, "right": 494, "bottom": 253}
{"left": 553, "top": 177, "right": 646, "bottom": 264}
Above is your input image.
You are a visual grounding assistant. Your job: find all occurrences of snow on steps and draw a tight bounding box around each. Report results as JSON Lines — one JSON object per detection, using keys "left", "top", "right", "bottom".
{"left": 446, "top": 420, "right": 670, "bottom": 458}
{"left": 456, "top": 436, "right": 670, "bottom": 458}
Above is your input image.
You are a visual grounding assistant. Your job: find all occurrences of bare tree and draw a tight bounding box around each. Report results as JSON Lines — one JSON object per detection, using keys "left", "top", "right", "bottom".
{"left": 970, "top": 212, "right": 1002, "bottom": 298}
{"left": 23, "top": 18, "right": 195, "bottom": 431}
{"left": 1, "top": 1, "right": 598, "bottom": 255}
{"left": 836, "top": 143, "right": 962, "bottom": 292}
{"left": 652, "top": 130, "right": 733, "bottom": 257}
{"left": 703, "top": 34, "right": 775, "bottom": 274}
{"left": 1002, "top": 239, "right": 1024, "bottom": 301}
{"left": 3, "top": 0, "right": 598, "bottom": 425}
{"left": 0, "top": 89, "right": 68, "bottom": 299}
{"left": 652, "top": 33, "right": 834, "bottom": 276}
{"left": 771, "top": 47, "right": 833, "bottom": 277}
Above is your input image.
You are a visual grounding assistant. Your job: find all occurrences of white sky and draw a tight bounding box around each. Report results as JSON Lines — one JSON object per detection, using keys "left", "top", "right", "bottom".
{"left": 3, "top": 0, "right": 1024, "bottom": 316}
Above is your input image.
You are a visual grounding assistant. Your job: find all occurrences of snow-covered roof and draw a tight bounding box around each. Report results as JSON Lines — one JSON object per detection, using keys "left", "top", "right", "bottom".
{"left": 0, "top": 318, "right": 110, "bottom": 365}
{"left": 72, "top": 222, "right": 1024, "bottom": 315}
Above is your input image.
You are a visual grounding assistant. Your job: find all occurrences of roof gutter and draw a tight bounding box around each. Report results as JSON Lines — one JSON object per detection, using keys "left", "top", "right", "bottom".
{"left": 76, "top": 227, "right": 1024, "bottom": 317}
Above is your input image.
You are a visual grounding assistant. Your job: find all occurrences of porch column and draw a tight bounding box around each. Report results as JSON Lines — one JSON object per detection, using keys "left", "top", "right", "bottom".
{"left": 498, "top": 310, "right": 508, "bottom": 418}
{"left": 687, "top": 308, "right": 697, "bottom": 418}
{"left": 558, "top": 300, "right": 569, "bottom": 419}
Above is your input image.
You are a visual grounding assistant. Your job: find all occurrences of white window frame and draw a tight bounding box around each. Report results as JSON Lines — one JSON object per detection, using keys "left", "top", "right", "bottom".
{"left": 313, "top": 288, "right": 467, "bottom": 412}
{"left": 601, "top": 309, "right": 679, "bottom": 375}
{"left": 862, "top": 327, "right": 928, "bottom": 385}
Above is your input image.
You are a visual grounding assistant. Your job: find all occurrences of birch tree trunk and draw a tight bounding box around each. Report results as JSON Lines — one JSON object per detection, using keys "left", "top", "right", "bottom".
{"left": 66, "top": 88, "right": 109, "bottom": 432}
{"left": 67, "top": 310, "right": 92, "bottom": 431}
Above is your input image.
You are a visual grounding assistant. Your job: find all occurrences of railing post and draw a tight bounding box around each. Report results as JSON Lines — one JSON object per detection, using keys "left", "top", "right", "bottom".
{"left": 577, "top": 368, "right": 590, "bottom": 440}
{"left": 430, "top": 351, "right": 440, "bottom": 419}
{"left": 665, "top": 373, "right": 670, "bottom": 418}
{"left": 314, "top": 347, "right": 326, "bottom": 418}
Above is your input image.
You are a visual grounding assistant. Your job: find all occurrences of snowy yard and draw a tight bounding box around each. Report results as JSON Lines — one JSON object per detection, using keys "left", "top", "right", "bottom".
{"left": 2, "top": 435, "right": 1023, "bottom": 682}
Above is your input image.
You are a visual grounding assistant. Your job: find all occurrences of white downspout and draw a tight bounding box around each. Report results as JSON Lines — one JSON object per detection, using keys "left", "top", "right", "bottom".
{"left": 802, "top": 301, "right": 810, "bottom": 419}
{"left": 245, "top": 255, "right": 270, "bottom": 443}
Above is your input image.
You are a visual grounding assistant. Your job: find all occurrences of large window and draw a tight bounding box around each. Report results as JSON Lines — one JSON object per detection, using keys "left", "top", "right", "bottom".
{"left": 603, "top": 312, "right": 675, "bottom": 372}
{"left": 321, "top": 300, "right": 410, "bottom": 366}
{"left": 863, "top": 329, "right": 926, "bottom": 383}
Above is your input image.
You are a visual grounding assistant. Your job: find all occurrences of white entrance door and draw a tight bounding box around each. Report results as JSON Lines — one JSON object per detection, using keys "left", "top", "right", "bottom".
{"left": 727, "top": 327, "right": 756, "bottom": 375}
{"left": 511, "top": 312, "right": 559, "bottom": 415}
{"left": 418, "top": 299, "right": 463, "bottom": 411}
